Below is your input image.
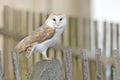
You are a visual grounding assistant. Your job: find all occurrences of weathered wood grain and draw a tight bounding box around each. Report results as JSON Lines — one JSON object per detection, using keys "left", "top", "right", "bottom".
{"left": 11, "top": 51, "right": 21, "bottom": 80}
{"left": 95, "top": 49, "right": 103, "bottom": 80}
{"left": 29, "top": 59, "right": 63, "bottom": 80}
{"left": 113, "top": 50, "right": 120, "bottom": 80}
{"left": 80, "top": 49, "right": 90, "bottom": 80}
{"left": 63, "top": 49, "right": 72, "bottom": 80}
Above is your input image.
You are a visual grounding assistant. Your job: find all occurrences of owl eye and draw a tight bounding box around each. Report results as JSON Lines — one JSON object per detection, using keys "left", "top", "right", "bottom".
{"left": 60, "top": 18, "right": 63, "bottom": 21}
{"left": 53, "top": 18, "right": 56, "bottom": 21}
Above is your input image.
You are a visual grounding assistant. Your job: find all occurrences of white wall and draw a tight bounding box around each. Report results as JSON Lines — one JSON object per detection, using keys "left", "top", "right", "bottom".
{"left": 92, "top": 0, "right": 120, "bottom": 22}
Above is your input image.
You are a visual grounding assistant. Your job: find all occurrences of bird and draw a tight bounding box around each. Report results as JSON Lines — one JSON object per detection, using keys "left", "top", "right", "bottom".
{"left": 14, "top": 13, "right": 67, "bottom": 60}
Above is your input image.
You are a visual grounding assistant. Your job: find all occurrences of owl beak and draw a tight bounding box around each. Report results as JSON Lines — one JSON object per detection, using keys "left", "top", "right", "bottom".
{"left": 57, "top": 24, "right": 60, "bottom": 26}
{"left": 54, "top": 26, "right": 63, "bottom": 29}
{"left": 55, "top": 21, "right": 60, "bottom": 26}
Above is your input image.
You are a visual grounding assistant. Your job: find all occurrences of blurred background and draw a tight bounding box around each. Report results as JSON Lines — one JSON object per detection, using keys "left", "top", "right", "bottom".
{"left": 0, "top": 0, "right": 120, "bottom": 80}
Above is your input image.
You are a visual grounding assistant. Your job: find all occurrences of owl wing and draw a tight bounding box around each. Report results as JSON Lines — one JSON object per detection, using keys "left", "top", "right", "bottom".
{"left": 14, "top": 26, "right": 56, "bottom": 53}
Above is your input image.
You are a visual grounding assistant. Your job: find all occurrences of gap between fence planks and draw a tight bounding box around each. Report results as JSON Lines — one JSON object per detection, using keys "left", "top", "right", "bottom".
{"left": 11, "top": 51, "right": 21, "bottom": 80}
{"left": 63, "top": 49, "right": 72, "bottom": 80}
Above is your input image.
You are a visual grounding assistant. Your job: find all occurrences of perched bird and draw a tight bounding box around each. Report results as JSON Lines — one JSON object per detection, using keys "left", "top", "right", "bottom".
{"left": 14, "top": 13, "right": 67, "bottom": 60}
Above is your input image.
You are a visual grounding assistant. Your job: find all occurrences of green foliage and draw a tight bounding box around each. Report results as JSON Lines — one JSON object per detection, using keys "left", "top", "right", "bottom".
{"left": 25, "top": 72, "right": 30, "bottom": 80}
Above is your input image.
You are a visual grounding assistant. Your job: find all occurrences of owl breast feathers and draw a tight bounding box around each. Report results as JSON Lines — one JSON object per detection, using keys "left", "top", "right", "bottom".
{"left": 15, "top": 26, "right": 56, "bottom": 53}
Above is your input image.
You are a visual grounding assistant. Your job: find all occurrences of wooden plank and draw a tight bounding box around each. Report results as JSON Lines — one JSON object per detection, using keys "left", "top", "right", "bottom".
{"left": 82, "top": 19, "right": 86, "bottom": 48}
{"left": 20, "top": 10, "right": 28, "bottom": 35}
{"left": 77, "top": 18, "right": 82, "bottom": 47}
{"left": 110, "top": 22, "right": 113, "bottom": 54}
{"left": 94, "top": 21, "right": 98, "bottom": 49}
{"left": 85, "top": 19, "right": 90, "bottom": 50}
{"left": 39, "top": 13, "right": 43, "bottom": 26}
{"left": 116, "top": 24, "right": 119, "bottom": 49}
{"left": 113, "top": 50, "right": 120, "bottom": 80}
{"left": 95, "top": 49, "right": 103, "bottom": 80}
{"left": 63, "top": 49, "right": 72, "bottom": 80}
{"left": 102, "top": 22, "right": 107, "bottom": 79}
{"left": 8, "top": 7, "right": 16, "bottom": 80}
{"left": 11, "top": 51, "right": 21, "bottom": 80}
{"left": 5, "top": 11, "right": 15, "bottom": 72}
{"left": 103, "top": 21, "right": 107, "bottom": 55}
{"left": 78, "top": 18, "right": 84, "bottom": 48}
{"left": 68, "top": 17, "right": 72, "bottom": 46}
{"left": 0, "top": 52, "right": 3, "bottom": 80}
{"left": 89, "top": 19, "right": 91, "bottom": 50}
{"left": 110, "top": 22, "right": 114, "bottom": 80}
{"left": 3, "top": 6, "right": 8, "bottom": 80}
{"left": 18, "top": 10, "right": 28, "bottom": 80}
{"left": 3, "top": 6, "right": 10, "bottom": 80}
{"left": 72, "top": 18, "right": 78, "bottom": 47}
{"left": 82, "top": 18, "right": 90, "bottom": 49}
{"left": 27, "top": 11, "right": 35, "bottom": 76}
{"left": 80, "top": 49, "right": 90, "bottom": 80}
{"left": 81, "top": 18, "right": 89, "bottom": 49}
{"left": 75, "top": 18, "right": 78, "bottom": 47}
{"left": 90, "top": 19, "right": 95, "bottom": 51}
{"left": 113, "top": 23, "right": 117, "bottom": 49}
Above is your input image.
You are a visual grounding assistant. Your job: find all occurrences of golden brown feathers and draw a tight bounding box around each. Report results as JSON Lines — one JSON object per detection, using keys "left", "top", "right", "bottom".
{"left": 14, "top": 27, "right": 56, "bottom": 53}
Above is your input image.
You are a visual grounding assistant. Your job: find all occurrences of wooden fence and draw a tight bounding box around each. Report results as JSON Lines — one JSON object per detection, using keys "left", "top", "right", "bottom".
{"left": 0, "top": 6, "right": 120, "bottom": 80}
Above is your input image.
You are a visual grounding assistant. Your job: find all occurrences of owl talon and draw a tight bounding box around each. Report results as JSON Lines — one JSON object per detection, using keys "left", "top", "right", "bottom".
{"left": 43, "top": 54, "right": 52, "bottom": 60}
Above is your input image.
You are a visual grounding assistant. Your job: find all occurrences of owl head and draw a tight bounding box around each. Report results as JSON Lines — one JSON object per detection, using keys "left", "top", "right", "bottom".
{"left": 45, "top": 13, "right": 67, "bottom": 29}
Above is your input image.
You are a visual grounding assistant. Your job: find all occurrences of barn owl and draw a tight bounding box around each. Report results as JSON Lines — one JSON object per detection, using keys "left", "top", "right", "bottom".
{"left": 14, "top": 13, "right": 67, "bottom": 60}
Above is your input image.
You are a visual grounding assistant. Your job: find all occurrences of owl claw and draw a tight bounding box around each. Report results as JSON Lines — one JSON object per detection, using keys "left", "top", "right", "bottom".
{"left": 43, "top": 54, "right": 52, "bottom": 60}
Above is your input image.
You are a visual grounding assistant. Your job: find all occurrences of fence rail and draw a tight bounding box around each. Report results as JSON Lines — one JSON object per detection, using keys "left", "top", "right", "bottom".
{"left": 0, "top": 48, "right": 119, "bottom": 80}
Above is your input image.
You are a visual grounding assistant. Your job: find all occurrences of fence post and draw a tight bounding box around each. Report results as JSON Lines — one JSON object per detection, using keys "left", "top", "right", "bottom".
{"left": 80, "top": 49, "right": 90, "bottom": 80}
{"left": 95, "top": 49, "right": 103, "bottom": 80}
{"left": 113, "top": 50, "right": 120, "bottom": 80}
{"left": 63, "top": 49, "right": 72, "bottom": 80}
{"left": 29, "top": 59, "right": 63, "bottom": 80}
{"left": 11, "top": 51, "right": 21, "bottom": 80}
{"left": 0, "top": 52, "right": 3, "bottom": 80}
